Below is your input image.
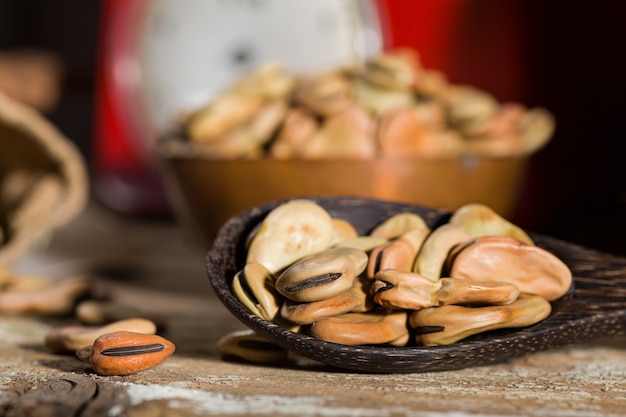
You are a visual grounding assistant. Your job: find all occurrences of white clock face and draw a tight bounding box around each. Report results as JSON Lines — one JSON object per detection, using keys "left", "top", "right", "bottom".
{"left": 124, "top": 0, "right": 383, "bottom": 145}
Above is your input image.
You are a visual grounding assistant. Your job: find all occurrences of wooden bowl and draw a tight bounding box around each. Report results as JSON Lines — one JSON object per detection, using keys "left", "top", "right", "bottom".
{"left": 158, "top": 140, "right": 529, "bottom": 242}
{"left": 203, "top": 197, "right": 622, "bottom": 374}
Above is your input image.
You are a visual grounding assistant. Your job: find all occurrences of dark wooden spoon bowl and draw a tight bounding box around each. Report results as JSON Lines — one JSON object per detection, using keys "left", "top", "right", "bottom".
{"left": 206, "top": 197, "right": 626, "bottom": 373}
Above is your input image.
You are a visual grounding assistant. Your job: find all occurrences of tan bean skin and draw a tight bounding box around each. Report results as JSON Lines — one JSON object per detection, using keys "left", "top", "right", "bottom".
{"left": 410, "top": 294, "right": 551, "bottom": 346}
{"left": 448, "top": 235, "right": 572, "bottom": 301}
{"left": 275, "top": 247, "right": 368, "bottom": 302}
{"left": 45, "top": 318, "right": 158, "bottom": 353}
{"left": 0, "top": 276, "right": 90, "bottom": 316}
{"left": 217, "top": 330, "right": 288, "bottom": 364}
{"left": 78, "top": 331, "right": 175, "bottom": 376}
{"left": 310, "top": 310, "right": 409, "bottom": 346}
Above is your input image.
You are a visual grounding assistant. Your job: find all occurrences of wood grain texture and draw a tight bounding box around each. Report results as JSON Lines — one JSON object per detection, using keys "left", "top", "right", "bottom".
{"left": 1, "top": 375, "right": 131, "bottom": 417}
{"left": 207, "top": 197, "right": 626, "bottom": 373}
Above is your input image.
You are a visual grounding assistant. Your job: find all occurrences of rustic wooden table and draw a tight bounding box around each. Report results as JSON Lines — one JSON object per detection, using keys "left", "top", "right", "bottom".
{"left": 2, "top": 201, "right": 626, "bottom": 416}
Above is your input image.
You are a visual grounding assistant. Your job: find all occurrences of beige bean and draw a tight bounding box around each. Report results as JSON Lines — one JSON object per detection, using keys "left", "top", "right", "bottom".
{"left": 229, "top": 61, "right": 295, "bottom": 100}
{"left": 280, "top": 277, "right": 372, "bottom": 325}
{"left": 232, "top": 261, "right": 282, "bottom": 322}
{"left": 371, "top": 271, "right": 520, "bottom": 311}
{"left": 371, "top": 269, "right": 442, "bottom": 310}
{"left": 461, "top": 103, "right": 528, "bottom": 157}
{"left": 448, "top": 203, "right": 533, "bottom": 245}
{"left": 0, "top": 276, "right": 90, "bottom": 316}
{"left": 310, "top": 309, "right": 409, "bottom": 346}
{"left": 353, "top": 79, "right": 415, "bottom": 116}
{"left": 334, "top": 235, "right": 388, "bottom": 253}
{"left": 217, "top": 329, "right": 288, "bottom": 364}
{"left": 0, "top": 268, "right": 15, "bottom": 289}
{"left": 246, "top": 199, "right": 335, "bottom": 274}
{"left": 518, "top": 107, "right": 556, "bottom": 155}
{"left": 45, "top": 318, "right": 158, "bottom": 353}
{"left": 77, "top": 331, "right": 175, "bottom": 376}
{"left": 437, "top": 277, "right": 520, "bottom": 306}
{"left": 413, "top": 224, "right": 471, "bottom": 281}
{"left": 414, "top": 69, "right": 449, "bottom": 99}
{"left": 447, "top": 235, "right": 572, "bottom": 301}
{"left": 443, "top": 85, "right": 499, "bottom": 136}
{"left": 275, "top": 246, "right": 368, "bottom": 302}
{"left": 187, "top": 93, "right": 264, "bottom": 143}
{"left": 268, "top": 108, "right": 318, "bottom": 159}
{"left": 3, "top": 275, "right": 51, "bottom": 292}
{"left": 330, "top": 218, "right": 359, "bottom": 245}
{"left": 369, "top": 212, "right": 428, "bottom": 240}
{"left": 75, "top": 299, "right": 167, "bottom": 330}
{"left": 367, "top": 228, "right": 429, "bottom": 278}
{"left": 377, "top": 107, "right": 466, "bottom": 159}
{"left": 293, "top": 71, "right": 354, "bottom": 116}
{"left": 410, "top": 294, "right": 552, "bottom": 346}
{"left": 299, "top": 106, "right": 377, "bottom": 159}
{"left": 362, "top": 48, "right": 421, "bottom": 91}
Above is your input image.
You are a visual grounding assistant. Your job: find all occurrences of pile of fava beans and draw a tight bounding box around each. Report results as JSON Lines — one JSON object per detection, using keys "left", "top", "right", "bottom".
{"left": 176, "top": 48, "right": 555, "bottom": 161}
{"left": 229, "top": 200, "right": 572, "bottom": 349}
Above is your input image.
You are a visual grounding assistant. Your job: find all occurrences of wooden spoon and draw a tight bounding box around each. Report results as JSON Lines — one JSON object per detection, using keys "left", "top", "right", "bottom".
{"left": 206, "top": 197, "right": 626, "bottom": 373}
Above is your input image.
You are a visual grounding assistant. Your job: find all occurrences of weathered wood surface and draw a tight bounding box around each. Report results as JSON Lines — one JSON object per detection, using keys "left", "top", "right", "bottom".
{"left": 2, "top": 375, "right": 131, "bottom": 417}
{"left": 1, "top": 202, "right": 625, "bottom": 416}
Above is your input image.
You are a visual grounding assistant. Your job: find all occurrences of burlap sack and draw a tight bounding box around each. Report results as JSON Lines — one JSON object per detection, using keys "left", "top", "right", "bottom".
{"left": 0, "top": 91, "right": 88, "bottom": 267}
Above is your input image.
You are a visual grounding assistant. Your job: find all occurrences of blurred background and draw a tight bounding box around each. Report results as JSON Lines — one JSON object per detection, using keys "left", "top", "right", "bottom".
{"left": 0, "top": 0, "right": 624, "bottom": 256}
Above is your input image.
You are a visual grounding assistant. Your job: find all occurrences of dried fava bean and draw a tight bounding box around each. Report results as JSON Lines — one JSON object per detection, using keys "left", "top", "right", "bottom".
{"left": 335, "top": 235, "right": 388, "bottom": 253}
{"left": 246, "top": 199, "right": 335, "bottom": 274}
{"left": 410, "top": 294, "right": 551, "bottom": 346}
{"left": 371, "top": 271, "right": 520, "bottom": 310}
{"left": 362, "top": 48, "right": 421, "bottom": 90}
{"left": 217, "top": 329, "right": 288, "bottom": 364}
{"left": 275, "top": 247, "right": 368, "bottom": 303}
{"left": 299, "top": 106, "right": 377, "bottom": 159}
{"left": 447, "top": 235, "right": 572, "bottom": 301}
{"left": 187, "top": 93, "right": 264, "bottom": 143}
{"left": 45, "top": 318, "right": 158, "bottom": 353}
{"left": 293, "top": 71, "right": 353, "bottom": 117}
{"left": 228, "top": 61, "right": 295, "bottom": 100}
{"left": 200, "top": 99, "right": 288, "bottom": 159}
{"left": 330, "top": 218, "right": 359, "bottom": 245}
{"left": 443, "top": 85, "right": 499, "bottom": 136}
{"left": 518, "top": 107, "right": 555, "bottom": 155}
{"left": 353, "top": 79, "right": 415, "bottom": 117}
{"left": 3, "top": 275, "right": 51, "bottom": 292}
{"left": 377, "top": 107, "right": 466, "bottom": 159}
{"left": 448, "top": 203, "right": 533, "bottom": 245}
{"left": 0, "top": 268, "right": 15, "bottom": 289}
{"left": 0, "top": 276, "right": 90, "bottom": 316}
{"left": 310, "top": 310, "right": 409, "bottom": 346}
{"left": 461, "top": 103, "right": 528, "bottom": 157}
{"left": 414, "top": 69, "right": 449, "bottom": 99}
{"left": 413, "top": 224, "right": 471, "bottom": 281}
{"left": 371, "top": 269, "right": 442, "bottom": 310}
{"left": 75, "top": 300, "right": 167, "bottom": 330}
{"left": 232, "top": 262, "right": 282, "bottom": 321}
{"left": 436, "top": 277, "right": 520, "bottom": 306}
{"left": 369, "top": 212, "right": 428, "bottom": 240}
{"left": 280, "top": 277, "right": 372, "bottom": 325}
{"left": 77, "top": 331, "right": 175, "bottom": 376}
{"left": 367, "top": 229, "right": 430, "bottom": 278}
{"left": 268, "top": 108, "right": 318, "bottom": 159}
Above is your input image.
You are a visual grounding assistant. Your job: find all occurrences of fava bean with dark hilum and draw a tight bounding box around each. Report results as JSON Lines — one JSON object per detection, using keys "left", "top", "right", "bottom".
{"left": 229, "top": 199, "right": 572, "bottom": 348}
